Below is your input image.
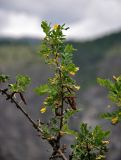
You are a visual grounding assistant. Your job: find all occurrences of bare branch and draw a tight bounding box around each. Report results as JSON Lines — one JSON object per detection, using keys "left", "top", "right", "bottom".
{"left": 58, "top": 149, "right": 68, "bottom": 160}
{"left": 0, "top": 89, "right": 42, "bottom": 133}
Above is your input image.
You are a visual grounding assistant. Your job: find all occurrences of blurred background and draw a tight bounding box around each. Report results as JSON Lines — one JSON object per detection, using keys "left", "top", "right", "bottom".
{"left": 0, "top": 0, "right": 121, "bottom": 159}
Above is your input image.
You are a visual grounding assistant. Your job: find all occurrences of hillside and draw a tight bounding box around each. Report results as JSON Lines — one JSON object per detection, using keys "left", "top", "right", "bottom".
{"left": 0, "top": 31, "right": 121, "bottom": 160}
{"left": 1, "top": 31, "right": 121, "bottom": 87}
{"left": 72, "top": 31, "right": 121, "bottom": 87}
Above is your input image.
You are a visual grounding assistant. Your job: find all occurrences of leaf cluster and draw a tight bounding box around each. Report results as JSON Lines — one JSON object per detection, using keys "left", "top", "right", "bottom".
{"left": 34, "top": 22, "right": 81, "bottom": 146}
{"left": 97, "top": 76, "right": 121, "bottom": 124}
{"left": 9, "top": 75, "right": 31, "bottom": 92}
{"left": 71, "top": 123, "right": 109, "bottom": 160}
{"left": 0, "top": 74, "right": 9, "bottom": 83}
{"left": 34, "top": 21, "right": 109, "bottom": 159}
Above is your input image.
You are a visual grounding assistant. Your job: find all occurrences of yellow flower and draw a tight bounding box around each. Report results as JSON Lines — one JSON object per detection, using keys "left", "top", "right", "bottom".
{"left": 102, "top": 140, "right": 109, "bottom": 144}
{"left": 111, "top": 117, "right": 118, "bottom": 125}
{"left": 69, "top": 67, "right": 79, "bottom": 76}
{"left": 47, "top": 136, "right": 55, "bottom": 141}
{"left": 113, "top": 75, "right": 121, "bottom": 81}
{"left": 40, "top": 107, "right": 46, "bottom": 113}
{"left": 69, "top": 71, "right": 75, "bottom": 76}
{"left": 74, "top": 85, "right": 80, "bottom": 90}
{"left": 53, "top": 24, "right": 59, "bottom": 30}
{"left": 113, "top": 75, "right": 117, "bottom": 81}
{"left": 75, "top": 67, "right": 79, "bottom": 72}
{"left": 61, "top": 65, "right": 66, "bottom": 70}
{"left": 96, "top": 155, "right": 105, "bottom": 160}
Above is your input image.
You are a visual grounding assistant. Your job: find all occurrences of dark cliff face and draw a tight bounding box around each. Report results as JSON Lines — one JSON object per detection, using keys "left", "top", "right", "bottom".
{"left": 0, "top": 31, "right": 121, "bottom": 160}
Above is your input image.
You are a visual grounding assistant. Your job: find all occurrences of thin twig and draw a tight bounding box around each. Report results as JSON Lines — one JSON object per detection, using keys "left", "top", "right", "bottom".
{"left": 0, "top": 89, "right": 42, "bottom": 133}
{"left": 58, "top": 149, "right": 68, "bottom": 160}
{"left": 86, "top": 143, "right": 91, "bottom": 160}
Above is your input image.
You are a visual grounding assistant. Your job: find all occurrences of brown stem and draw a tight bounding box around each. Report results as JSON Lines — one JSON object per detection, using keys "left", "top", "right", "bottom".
{"left": 86, "top": 143, "right": 91, "bottom": 160}
{"left": 49, "top": 51, "right": 66, "bottom": 159}
{"left": 57, "top": 65, "right": 64, "bottom": 137}
{"left": 60, "top": 86, "right": 64, "bottom": 129}
{"left": 58, "top": 149, "right": 68, "bottom": 160}
{"left": 0, "top": 88, "right": 68, "bottom": 160}
{"left": 54, "top": 51, "right": 64, "bottom": 134}
{"left": 49, "top": 149, "right": 67, "bottom": 160}
{"left": 0, "top": 89, "right": 42, "bottom": 133}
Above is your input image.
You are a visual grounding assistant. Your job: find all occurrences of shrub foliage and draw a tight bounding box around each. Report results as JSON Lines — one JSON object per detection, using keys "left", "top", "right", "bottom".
{"left": 0, "top": 21, "right": 113, "bottom": 160}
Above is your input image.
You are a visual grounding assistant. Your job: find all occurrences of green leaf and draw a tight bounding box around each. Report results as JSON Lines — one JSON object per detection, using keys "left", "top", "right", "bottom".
{"left": 41, "top": 21, "right": 51, "bottom": 35}
{"left": 0, "top": 74, "right": 9, "bottom": 83}
{"left": 35, "top": 84, "right": 49, "bottom": 95}
{"left": 101, "top": 108, "right": 121, "bottom": 123}
{"left": 97, "top": 76, "right": 121, "bottom": 123}
{"left": 97, "top": 78, "right": 114, "bottom": 90}
{"left": 9, "top": 75, "right": 31, "bottom": 92}
{"left": 93, "top": 126, "right": 110, "bottom": 144}
{"left": 63, "top": 109, "right": 80, "bottom": 123}
{"left": 64, "top": 44, "right": 76, "bottom": 54}
{"left": 62, "top": 124, "right": 78, "bottom": 137}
